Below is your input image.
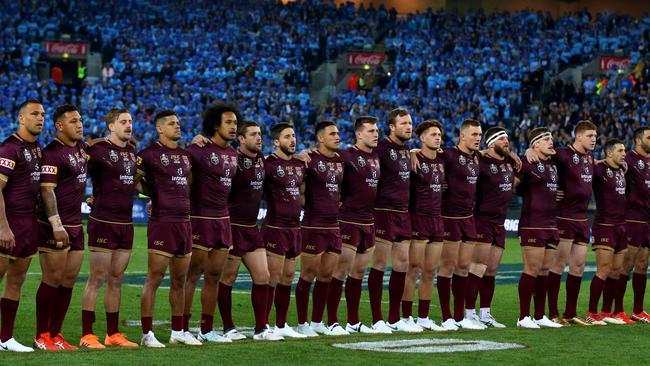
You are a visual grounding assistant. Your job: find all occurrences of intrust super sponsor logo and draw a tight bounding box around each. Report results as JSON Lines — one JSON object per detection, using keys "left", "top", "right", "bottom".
{"left": 332, "top": 338, "right": 525, "bottom": 353}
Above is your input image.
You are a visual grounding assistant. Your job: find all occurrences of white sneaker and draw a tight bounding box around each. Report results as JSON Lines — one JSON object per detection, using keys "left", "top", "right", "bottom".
{"left": 480, "top": 313, "right": 507, "bottom": 328}
{"left": 310, "top": 321, "right": 330, "bottom": 335}
{"left": 389, "top": 318, "right": 423, "bottom": 333}
{"left": 345, "top": 322, "right": 376, "bottom": 334}
{"left": 403, "top": 316, "right": 424, "bottom": 332}
{"left": 466, "top": 314, "right": 488, "bottom": 329}
{"left": 274, "top": 324, "right": 308, "bottom": 338}
{"left": 534, "top": 315, "right": 563, "bottom": 328}
{"left": 0, "top": 338, "right": 34, "bottom": 352}
{"left": 170, "top": 331, "right": 202, "bottom": 345}
{"left": 416, "top": 317, "right": 448, "bottom": 332}
{"left": 441, "top": 318, "right": 460, "bottom": 331}
{"left": 253, "top": 329, "right": 284, "bottom": 341}
{"left": 141, "top": 331, "right": 166, "bottom": 348}
{"left": 296, "top": 323, "right": 319, "bottom": 337}
{"left": 457, "top": 318, "right": 486, "bottom": 330}
{"left": 327, "top": 323, "right": 350, "bottom": 336}
{"left": 223, "top": 328, "right": 247, "bottom": 341}
{"left": 517, "top": 316, "right": 541, "bottom": 329}
{"left": 197, "top": 330, "right": 232, "bottom": 343}
{"left": 601, "top": 315, "right": 626, "bottom": 325}
{"left": 371, "top": 320, "right": 393, "bottom": 334}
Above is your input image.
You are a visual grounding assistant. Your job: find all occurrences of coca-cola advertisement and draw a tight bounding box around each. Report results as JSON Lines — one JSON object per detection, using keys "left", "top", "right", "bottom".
{"left": 600, "top": 57, "right": 631, "bottom": 71}
{"left": 45, "top": 41, "right": 88, "bottom": 57}
{"left": 347, "top": 52, "right": 387, "bottom": 66}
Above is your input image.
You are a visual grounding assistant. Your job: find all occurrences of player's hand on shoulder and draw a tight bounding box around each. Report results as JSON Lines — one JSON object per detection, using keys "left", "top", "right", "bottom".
{"left": 509, "top": 151, "right": 522, "bottom": 171}
{"left": 409, "top": 149, "right": 421, "bottom": 172}
{"left": 295, "top": 149, "right": 313, "bottom": 166}
{"left": 191, "top": 134, "right": 210, "bottom": 147}
{"left": 524, "top": 148, "right": 539, "bottom": 163}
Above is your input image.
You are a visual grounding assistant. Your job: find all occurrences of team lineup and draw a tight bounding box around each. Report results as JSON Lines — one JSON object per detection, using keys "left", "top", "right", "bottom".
{"left": 0, "top": 100, "right": 650, "bottom": 352}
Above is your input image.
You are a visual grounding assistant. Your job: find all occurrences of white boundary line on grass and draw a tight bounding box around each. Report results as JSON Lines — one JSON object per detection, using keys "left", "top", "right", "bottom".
{"left": 331, "top": 338, "right": 526, "bottom": 353}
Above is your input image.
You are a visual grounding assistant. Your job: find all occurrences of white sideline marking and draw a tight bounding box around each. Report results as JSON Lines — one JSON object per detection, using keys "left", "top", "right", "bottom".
{"left": 332, "top": 338, "right": 525, "bottom": 353}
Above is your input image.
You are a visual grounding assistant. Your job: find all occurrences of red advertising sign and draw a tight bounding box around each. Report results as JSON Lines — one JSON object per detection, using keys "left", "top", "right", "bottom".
{"left": 45, "top": 41, "right": 87, "bottom": 57}
{"left": 347, "top": 52, "right": 387, "bottom": 66}
{"left": 600, "top": 57, "right": 631, "bottom": 71}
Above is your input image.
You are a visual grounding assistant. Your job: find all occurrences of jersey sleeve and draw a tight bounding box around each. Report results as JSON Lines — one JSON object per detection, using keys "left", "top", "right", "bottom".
{"left": 40, "top": 147, "right": 61, "bottom": 187}
{"left": 136, "top": 149, "right": 149, "bottom": 177}
{"left": 0, "top": 143, "right": 17, "bottom": 183}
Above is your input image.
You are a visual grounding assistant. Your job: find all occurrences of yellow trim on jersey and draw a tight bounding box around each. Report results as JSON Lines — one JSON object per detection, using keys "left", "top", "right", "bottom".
{"left": 38, "top": 246, "right": 71, "bottom": 254}
{"left": 374, "top": 207, "right": 408, "bottom": 213}
{"left": 89, "top": 216, "right": 132, "bottom": 225}
{"left": 625, "top": 219, "right": 649, "bottom": 224}
{"left": 148, "top": 249, "right": 173, "bottom": 258}
{"left": 265, "top": 251, "right": 285, "bottom": 259}
{"left": 519, "top": 227, "right": 558, "bottom": 230}
{"left": 410, "top": 239, "right": 428, "bottom": 246}
{"left": 190, "top": 215, "right": 230, "bottom": 221}
{"left": 300, "top": 252, "right": 320, "bottom": 257}
{"left": 338, "top": 219, "right": 374, "bottom": 226}
{"left": 375, "top": 237, "right": 392, "bottom": 246}
{"left": 191, "top": 244, "right": 212, "bottom": 252}
{"left": 231, "top": 223, "right": 257, "bottom": 228}
{"left": 301, "top": 225, "right": 339, "bottom": 230}
{"left": 557, "top": 216, "right": 588, "bottom": 222}
{"left": 88, "top": 246, "right": 113, "bottom": 253}
{"left": 592, "top": 245, "right": 614, "bottom": 252}
{"left": 265, "top": 224, "right": 300, "bottom": 230}
{"left": 0, "top": 173, "right": 8, "bottom": 183}
{"left": 441, "top": 215, "right": 474, "bottom": 220}
{"left": 0, "top": 253, "right": 17, "bottom": 260}
{"left": 341, "top": 243, "right": 357, "bottom": 251}
{"left": 40, "top": 182, "right": 57, "bottom": 188}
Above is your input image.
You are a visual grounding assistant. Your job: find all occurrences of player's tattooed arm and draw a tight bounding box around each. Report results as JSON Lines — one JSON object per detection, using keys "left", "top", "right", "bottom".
{"left": 134, "top": 171, "right": 153, "bottom": 197}
{"left": 41, "top": 185, "right": 70, "bottom": 247}
{"left": 0, "top": 180, "right": 16, "bottom": 250}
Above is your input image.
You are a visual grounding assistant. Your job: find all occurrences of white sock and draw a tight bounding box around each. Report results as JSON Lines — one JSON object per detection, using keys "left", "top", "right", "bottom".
{"left": 480, "top": 307, "right": 491, "bottom": 319}
{"left": 465, "top": 309, "right": 476, "bottom": 319}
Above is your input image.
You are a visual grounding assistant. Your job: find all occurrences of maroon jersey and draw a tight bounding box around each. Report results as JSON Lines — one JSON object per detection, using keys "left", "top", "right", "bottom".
{"left": 339, "top": 147, "right": 380, "bottom": 224}
{"left": 593, "top": 161, "right": 626, "bottom": 224}
{"left": 0, "top": 135, "right": 41, "bottom": 216}
{"left": 187, "top": 143, "right": 238, "bottom": 218}
{"left": 136, "top": 142, "right": 191, "bottom": 222}
{"left": 474, "top": 155, "right": 515, "bottom": 224}
{"left": 228, "top": 151, "right": 265, "bottom": 225}
{"left": 263, "top": 154, "right": 305, "bottom": 227}
{"left": 87, "top": 139, "right": 137, "bottom": 223}
{"left": 441, "top": 147, "right": 479, "bottom": 217}
{"left": 518, "top": 159, "right": 559, "bottom": 229}
{"left": 624, "top": 150, "right": 650, "bottom": 221}
{"left": 409, "top": 151, "right": 444, "bottom": 216}
{"left": 375, "top": 137, "right": 410, "bottom": 211}
{"left": 553, "top": 146, "right": 593, "bottom": 220}
{"left": 302, "top": 151, "right": 344, "bottom": 227}
{"left": 39, "top": 139, "right": 88, "bottom": 225}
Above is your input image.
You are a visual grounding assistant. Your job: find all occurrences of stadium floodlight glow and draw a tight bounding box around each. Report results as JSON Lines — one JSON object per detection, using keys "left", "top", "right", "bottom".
{"left": 364, "top": 64, "right": 370, "bottom": 70}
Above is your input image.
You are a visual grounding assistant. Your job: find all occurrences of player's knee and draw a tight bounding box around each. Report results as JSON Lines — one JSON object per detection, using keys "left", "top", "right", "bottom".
{"left": 421, "top": 269, "right": 436, "bottom": 283}
{"left": 372, "top": 259, "right": 388, "bottom": 272}
{"left": 88, "top": 273, "right": 107, "bottom": 289}
{"left": 408, "top": 259, "right": 423, "bottom": 274}
{"left": 204, "top": 270, "right": 221, "bottom": 285}
{"left": 252, "top": 270, "right": 270, "bottom": 285}
{"left": 146, "top": 272, "right": 164, "bottom": 288}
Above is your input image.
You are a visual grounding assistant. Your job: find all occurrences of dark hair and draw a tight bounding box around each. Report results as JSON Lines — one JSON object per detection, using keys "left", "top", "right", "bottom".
{"left": 387, "top": 108, "right": 409, "bottom": 126}
{"left": 18, "top": 99, "right": 42, "bottom": 114}
{"left": 604, "top": 138, "right": 624, "bottom": 154}
{"left": 633, "top": 126, "right": 650, "bottom": 144}
{"left": 529, "top": 127, "right": 552, "bottom": 142}
{"left": 460, "top": 118, "right": 480, "bottom": 131}
{"left": 53, "top": 104, "right": 79, "bottom": 123}
{"left": 574, "top": 120, "right": 598, "bottom": 135}
{"left": 353, "top": 115, "right": 379, "bottom": 132}
{"left": 485, "top": 126, "right": 507, "bottom": 141}
{"left": 237, "top": 120, "right": 259, "bottom": 136}
{"left": 105, "top": 108, "right": 129, "bottom": 127}
{"left": 270, "top": 122, "right": 294, "bottom": 141}
{"left": 152, "top": 109, "right": 177, "bottom": 125}
{"left": 415, "top": 119, "right": 443, "bottom": 137}
{"left": 202, "top": 102, "right": 241, "bottom": 137}
{"left": 315, "top": 120, "right": 336, "bottom": 139}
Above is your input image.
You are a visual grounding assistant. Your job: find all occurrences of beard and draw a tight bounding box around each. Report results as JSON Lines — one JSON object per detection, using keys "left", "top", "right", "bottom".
{"left": 494, "top": 144, "right": 510, "bottom": 158}
{"left": 280, "top": 144, "right": 295, "bottom": 156}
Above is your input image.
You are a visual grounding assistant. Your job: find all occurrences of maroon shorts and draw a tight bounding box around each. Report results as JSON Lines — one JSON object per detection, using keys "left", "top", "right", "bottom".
{"left": 625, "top": 221, "right": 650, "bottom": 249}
{"left": 263, "top": 225, "right": 301, "bottom": 259}
{"left": 519, "top": 228, "right": 559, "bottom": 249}
{"left": 443, "top": 216, "right": 477, "bottom": 242}
{"left": 557, "top": 218, "right": 590, "bottom": 245}
{"left": 475, "top": 218, "right": 506, "bottom": 249}
{"left": 410, "top": 214, "right": 444, "bottom": 243}
{"left": 0, "top": 216, "right": 38, "bottom": 259}
{"left": 87, "top": 217, "right": 134, "bottom": 252}
{"left": 339, "top": 220, "right": 375, "bottom": 253}
{"left": 147, "top": 220, "right": 192, "bottom": 257}
{"left": 301, "top": 226, "right": 341, "bottom": 255}
{"left": 230, "top": 223, "right": 265, "bottom": 258}
{"left": 38, "top": 221, "right": 84, "bottom": 252}
{"left": 374, "top": 209, "right": 411, "bottom": 243}
{"left": 191, "top": 216, "right": 232, "bottom": 252}
{"left": 592, "top": 224, "right": 627, "bottom": 253}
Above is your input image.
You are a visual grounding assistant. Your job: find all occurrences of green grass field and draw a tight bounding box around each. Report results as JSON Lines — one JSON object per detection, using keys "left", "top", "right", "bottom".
{"left": 2, "top": 224, "right": 649, "bottom": 365}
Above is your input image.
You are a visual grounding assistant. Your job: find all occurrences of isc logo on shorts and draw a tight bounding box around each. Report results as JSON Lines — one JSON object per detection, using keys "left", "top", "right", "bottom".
{"left": 153, "top": 240, "right": 164, "bottom": 246}
{"left": 306, "top": 244, "right": 316, "bottom": 251}
{"left": 341, "top": 235, "right": 351, "bottom": 241}
{"left": 267, "top": 242, "right": 277, "bottom": 248}
{"left": 376, "top": 229, "right": 386, "bottom": 235}
{"left": 96, "top": 238, "right": 108, "bottom": 244}
{"left": 0, "top": 158, "right": 15, "bottom": 170}
{"left": 527, "top": 238, "right": 537, "bottom": 243}
{"left": 600, "top": 237, "right": 609, "bottom": 242}
{"left": 192, "top": 234, "right": 200, "bottom": 241}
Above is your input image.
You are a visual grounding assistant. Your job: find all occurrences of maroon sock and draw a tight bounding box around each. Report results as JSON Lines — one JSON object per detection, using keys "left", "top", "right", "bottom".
{"left": 81, "top": 310, "right": 95, "bottom": 336}
{"left": 534, "top": 275, "right": 548, "bottom": 320}
{"left": 141, "top": 316, "right": 153, "bottom": 334}
{"left": 437, "top": 275, "right": 452, "bottom": 321}
{"left": 266, "top": 285, "right": 275, "bottom": 325}
{"left": 632, "top": 273, "right": 647, "bottom": 314}
{"left": 588, "top": 276, "right": 606, "bottom": 314}
{"left": 251, "top": 284, "right": 268, "bottom": 331}
{"left": 218, "top": 283, "right": 234, "bottom": 330}
{"left": 546, "top": 272, "right": 562, "bottom": 319}
{"left": 295, "top": 278, "right": 311, "bottom": 324}
{"left": 35, "top": 282, "right": 57, "bottom": 337}
{"left": 518, "top": 273, "right": 535, "bottom": 320}
{"left": 452, "top": 274, "right": 467, "bottom": 322}
{"left": 615, "top": 274, "right": 628, "bottom": 313}
{"left": 345, "top": 277, "right": 362, "bottom": 325}
{"left": 601, "top": 277, "right": 615, "bottom": 313}
{"left": 183, "top": 313, "right": 190, "bottom": 332}
{"left": 49, "top": 286, "right": 73, "bottom": 337}
{"left": 563, "top": 274, "right": 582, "bottom": 319}
{"left": 171, "top": 315, "right": 183, "bottom": 332}
{"left": 0, "top": 298, "right": 19, "bottom": 342}
{"left": 465, "top": 273, "right": 481, "bottom": 311}
{"left": 200, "top": 314, "right": 213, "bottom": 334}
{"left": 274, "top": 284, "right": 291, "bottom": 327}
{"left": 106, "top": 312, "right": 119, "bottom": 336}
{"left": 479, "top": 275, "right": 496, "bottom": 308}
{"left": 326, "top": 278, "right": 343, "bottom": 326}
{"left": 402, "top": 300, "right": 413, "bottom": 318}
{"left": 368, "top": 268, "right": 384, "bottom": 324}
{"left": 387, "top": 271, "right": 406, "bottom": 324}
{"left": 311, "top": 280, "right": 329, "bottom": 323}
{"left": 417, "top": 299, "right": 430, "bottom": 319}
